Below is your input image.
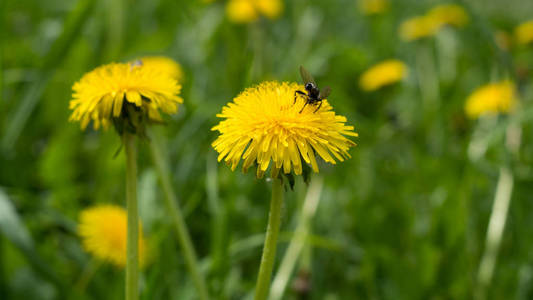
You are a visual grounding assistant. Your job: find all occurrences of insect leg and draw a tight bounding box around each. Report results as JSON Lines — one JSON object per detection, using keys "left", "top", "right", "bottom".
{"left": 313, "top": 101, "right": 323, "bottom": 113}
{"left": 299, "top": 102, "right": 308, "bottom": 113}
{"left": 294, "top": 90, "right": 306, "bottom": 104}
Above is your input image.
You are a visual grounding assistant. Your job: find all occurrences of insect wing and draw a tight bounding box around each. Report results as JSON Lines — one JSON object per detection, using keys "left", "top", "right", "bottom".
{"left": 299, "top": 66, "right": 316, "bottom": 85}
{"left": 319, "top": 86, "right": 331, "bottom": 99}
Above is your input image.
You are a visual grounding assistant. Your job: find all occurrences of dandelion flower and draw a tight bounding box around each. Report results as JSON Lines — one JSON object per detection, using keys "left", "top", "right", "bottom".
{"left": 69, "top": 62, "right": 182, "bottom": 131}
{"left": 79, "top": 205, "right": 146, "bottom": 268}
{"left": 212, "top": 81, "right": 357, "bottom": 178}
{"left": 358, "top": 0, "right": 389, "bottom": 16}
{"left": 226, "top": 0, "right": 283, "bottom": 23}
{"left": 515, "top": 20, "right": 533, "bottom": 45}
{"left": 255, "top": 0, "right": 283, "bottom": 19}
{"left": 399, "top": 16, "right": 441, "bottom": 41}
{"left": 426, "top": 4, "right": 469, "bottom": 28}
{"left": 400, "top": 4, "right": 468, "bottom": 41}
{"left": 465, "top": 81, "right": 516, "bottom": 119}
{"left": 226, "top": 0, "right": 259, "bottom": 23}
{"left": 359, "top": 59, "right": 407, "bottom": 91}
{"left": 140, "top": 56, "right": 184, "bottom": 82}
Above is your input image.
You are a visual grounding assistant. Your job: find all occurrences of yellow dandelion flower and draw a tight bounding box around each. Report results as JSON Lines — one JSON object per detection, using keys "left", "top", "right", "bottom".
{"left": 79, "top": 205, "right": 147, "bottom": 268}
{"left": 399, "top": 15, "right": 441, "bottom": 41}
{"left": 426, "top": 4, "right": 469, "bottom": 28}
{"left": 226, "top": 0, "right": 259, "bottom": 23}
{"left": 359, "top": 59, "right": 407, "bottom": 92}
{"left": 212, "top": 81, "right": 358, "bottom": 178}
{"left": 140, "top": 56, "right": 184, "bottom": 82}
{"left": 69, "top": 62, "right": 182, "bottom": 131}
{"left": 400, "top": 4, "right": 468, "bottom": 41}
{"left": 226, "top": 0, "right": 283, "bottom": 23}
{"left": 358, "top": 0, "right": 389, "bottom": 16}
{"left": 515, "top": 20, "right": 533, "bottom": 45}
{"left": 255, "top": 0, "right": 283, "bottom": 19}
{"left": 464, "top": 81, "right": 516, "bottom": 119}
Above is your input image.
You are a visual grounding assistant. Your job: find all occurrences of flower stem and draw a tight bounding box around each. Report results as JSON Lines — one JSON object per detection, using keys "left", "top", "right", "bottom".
{"left": 148, "top": 129, "right": 210, "bottom": 300}
{"left": 74, "top": 259, "right": 101, "bottom": 293}
{"left": 475, "top": 123, "right": 520, "bottom": 300}
{"left": 476, "top": 166, "right": 514, "bottom": 300}
{"left": 254, "top": 178, "right": 284, "bottom": 300}
{"left": 124, "top": 132, "right": 139, "bottom": 300}
{"left": 270, "top": 176, "right": 323, "bottom": 300}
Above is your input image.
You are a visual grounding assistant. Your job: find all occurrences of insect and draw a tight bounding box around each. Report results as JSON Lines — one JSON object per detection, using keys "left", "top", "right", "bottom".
{"left": 294, "top": 66, "right": 331, "bottom": 113}
{"left": 130, "top": 59, "right": 143, "bottom": 70}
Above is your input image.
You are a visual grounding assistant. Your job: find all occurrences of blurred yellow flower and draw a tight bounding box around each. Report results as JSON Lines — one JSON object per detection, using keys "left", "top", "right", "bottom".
{"left": 358, "top": 0, "right": 389, "bottom": 15}
{"left": 69, "top": 62, "right": 182, "bottom": 131}
{"left": 426, "top": 4, "right": 469, "bottom": 28}
{"left": 79, "top": 205, "right": 147, "bottom": 268}
{"left": 226, "top": 0, "right": 283, "bottom": 23}
{"left": 400, "top": 4, "right": 468, "bottom": 41}
{"left": 359, "top": 59, "right": 407, "bottom": 91}
{"left": 212, "top": 81, "right": 357, "bottom": 178}
{"left": 140, "top": 56, "right": 184, "bottom": 82}
{"left": 226, "top": 0, "right": 258, "bottom": 23}
{"left": 399, "top": 16, "right": 441, "bottom": 41}
{"left": 465, "top": 81, "right": 516, "bottom": 119}
{"left": 255, "top": 0, "right": 283, "bottom": 19}
{"left": 515, "top": 20, "right": 533, "bottom": 45}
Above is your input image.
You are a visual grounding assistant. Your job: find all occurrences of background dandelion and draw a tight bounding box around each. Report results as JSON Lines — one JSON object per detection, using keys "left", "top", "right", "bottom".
{"left": 79, "top": 205, "right": 147, "bottom": 268}
{"left": 3, "top": 0, "right": 533, "bottom": 299}
{"left": 226, "top": 0, "right": 283, "bottom": 23}
{"left": 515, "top": 20, "right": 533, "bottom": 45}
{"left": 464, "top": 80, "right": 516, "bottom": 119}
{"left": 359, "top": 59, "right": 407, "bottom": 91}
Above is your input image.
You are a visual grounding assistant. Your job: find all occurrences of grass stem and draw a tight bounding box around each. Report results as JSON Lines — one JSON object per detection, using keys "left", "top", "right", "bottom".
{"left": 148, "top": 129, "right": 210, "bottom": 300}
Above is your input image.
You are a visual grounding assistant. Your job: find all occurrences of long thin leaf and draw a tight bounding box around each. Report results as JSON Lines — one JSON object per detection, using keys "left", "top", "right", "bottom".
{"left": 0, "top": 189, "right": 66, "bottom": 294}
{"left": 1, "top": 0, "right": 96, "bottom": 151}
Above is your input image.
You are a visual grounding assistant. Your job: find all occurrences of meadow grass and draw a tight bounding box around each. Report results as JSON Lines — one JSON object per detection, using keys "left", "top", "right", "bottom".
{"left": 2, "top": 0, "right": 533, "bottom": 299}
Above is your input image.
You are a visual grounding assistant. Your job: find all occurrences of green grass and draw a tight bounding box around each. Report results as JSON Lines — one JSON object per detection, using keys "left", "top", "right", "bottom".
{"left": 2, "top": 0, "right": 533, "bottom": 299}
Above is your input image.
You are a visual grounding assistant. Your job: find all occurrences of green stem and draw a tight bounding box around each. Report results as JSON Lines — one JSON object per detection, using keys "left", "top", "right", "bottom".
{"left": 148, "top": 129, "right": 210, "bottom": 300}
{"left": 476, "top": 166, "right": 513, "bottom": 300}
{"left": 475, "top": 123, "right": 520, "bottom": 300}
{"left": 269, "top": 176, "right": 323, "bottom": 300}
{"left": 124, "top": 132, "right": 139, "bottom": 300}
{"left": 74, "top": 259, "right": 101, "bottom": 292}
{"left": 254, "top": 178, "right": 284, "bottom": 300}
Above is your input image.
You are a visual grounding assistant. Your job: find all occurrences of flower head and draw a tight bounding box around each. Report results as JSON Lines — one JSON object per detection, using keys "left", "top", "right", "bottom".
{"left": 426, "top": 4, "right": 469, "bottom": 28}
{"left": 140, "top": 56, "right": 184, "bottom": 82}
{"left": 79, "top": 205, "right": 147, "bottom": 268}
{"left": 255, "top": 0, "right": 283, "bottom": 19}
{"left": 359, "top": 59, "right": 407, "bottom": 91}
{"left": 226, "top": 0, "right": 283, "bottom": 24}
{"left": 358, "top": 0, "right": 389, "bottom": 16}
{"left": 212, "top": 81, "right": 357, "bottom": 178}
{"left": 69, "top": 62, "right": 182, "bottom": 132}
{"left": 515, "top": 20, "right": 533, "bottom": 45}
{"left": 400, "top": 4, "right": 468, "bottom": 41}
{"left": 465, "top": 80, "right": 516, "bottom": 119}
{"left": 399, "top": 16, "right": 441, "bottom": 41}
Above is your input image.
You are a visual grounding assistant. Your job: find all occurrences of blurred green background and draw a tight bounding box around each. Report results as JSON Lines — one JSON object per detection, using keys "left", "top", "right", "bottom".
{"left": 2, "top": 0, "right": 533, "bottom": 299}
